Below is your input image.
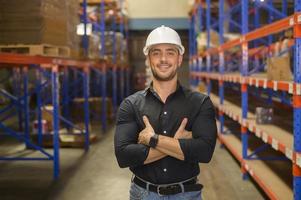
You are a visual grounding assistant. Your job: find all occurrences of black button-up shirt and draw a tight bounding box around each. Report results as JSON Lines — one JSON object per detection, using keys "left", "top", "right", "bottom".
{"left": 114, "top": 83, "right": 217, "bottom": 184}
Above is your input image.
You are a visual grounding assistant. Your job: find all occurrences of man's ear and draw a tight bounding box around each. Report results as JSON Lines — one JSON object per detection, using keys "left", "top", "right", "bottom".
{"left": 178, "top": 55, "right": 183, "bottom": 67}
{"left": 145, "top": 58, "right": 150, "bottom": 67}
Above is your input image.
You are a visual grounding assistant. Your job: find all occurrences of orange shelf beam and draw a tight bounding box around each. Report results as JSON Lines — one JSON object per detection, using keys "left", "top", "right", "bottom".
{"left": 204, "top": 13, "right": 301, "bottom": 55}
{"left": 0, "top": 53, "right": 107, "bottom": 69}
{"left": 191, "top": 72, "right": 298, "bottom": 94}
{"left": 245, "top": 13, "right": 301, "bottom": 42}
{"left": 220, "top": 38, "right": 241, "bottom": 51}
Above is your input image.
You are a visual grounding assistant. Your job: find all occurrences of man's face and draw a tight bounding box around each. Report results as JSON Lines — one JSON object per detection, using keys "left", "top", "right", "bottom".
{"left": 148, "top": 43, "right": 183, "bottom": 82}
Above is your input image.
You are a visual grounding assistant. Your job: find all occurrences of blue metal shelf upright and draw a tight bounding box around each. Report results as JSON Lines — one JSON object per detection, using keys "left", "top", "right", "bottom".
{"left": 293, "top": 1, "right": 301, "bottom": 199}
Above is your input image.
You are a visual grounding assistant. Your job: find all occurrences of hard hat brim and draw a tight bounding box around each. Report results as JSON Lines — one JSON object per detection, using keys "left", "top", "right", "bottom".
{"left": 143, "top": 43, "right": 185, "bottom": 56}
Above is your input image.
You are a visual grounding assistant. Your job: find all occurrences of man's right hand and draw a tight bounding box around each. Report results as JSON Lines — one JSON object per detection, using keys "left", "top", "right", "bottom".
{"left": 174, "top": 118, "right": 192, "bottom": 139}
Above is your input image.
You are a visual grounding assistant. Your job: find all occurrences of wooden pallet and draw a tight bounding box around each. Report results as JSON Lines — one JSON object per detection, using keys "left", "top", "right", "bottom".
{"left": 0, "top": 44, "right": 70, "bottom": 57}
{"left": 31, "top": 133, "right": 98, "bottom": 148}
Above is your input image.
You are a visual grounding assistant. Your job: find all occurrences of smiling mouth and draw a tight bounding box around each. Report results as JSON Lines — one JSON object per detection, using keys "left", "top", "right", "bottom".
{"left": 157, "top": 64, "right": 170, "bottom": 69}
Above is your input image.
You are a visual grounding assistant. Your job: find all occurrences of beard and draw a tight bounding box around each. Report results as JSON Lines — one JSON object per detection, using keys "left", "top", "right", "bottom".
{"left": 150, "top": 64, "right": 178, "bottom": 81}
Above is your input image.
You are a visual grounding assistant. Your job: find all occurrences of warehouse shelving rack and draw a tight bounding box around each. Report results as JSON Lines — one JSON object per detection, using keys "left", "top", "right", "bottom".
{"left": 189, "top": 0, "right": 301, "bottom": 199}
{"left": 0, "top": 53, "right": 107, "bottom": 179}
{"left": 81, "top": 0, "right": 130, "bottom": 129}
{"left": 0, "top": 0, "right": 129, "bottom": 181}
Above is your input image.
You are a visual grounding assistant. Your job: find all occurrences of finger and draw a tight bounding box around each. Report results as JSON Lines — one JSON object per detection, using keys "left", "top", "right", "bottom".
{"left": 143, "top": 116, "right": 152, "bottom": 128}
{"left": 186, "top": 131, "right": 193, "bottom": 139}
{"left": 187, "top": 131, "right": 192, "bottom": 135}
{"left": 178, "top": 118, "right": 188, "bottom": 131}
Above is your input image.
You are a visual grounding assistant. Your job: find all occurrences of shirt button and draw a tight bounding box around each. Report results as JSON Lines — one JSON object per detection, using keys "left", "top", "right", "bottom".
{"left": 163, "top": 168, "right": 167, "bottom": 172}
{"left": 163, "top": 131, "right": 167, "bottom": 134}
{"left": 163, "top": 111, "right": 167, "bottom": 115}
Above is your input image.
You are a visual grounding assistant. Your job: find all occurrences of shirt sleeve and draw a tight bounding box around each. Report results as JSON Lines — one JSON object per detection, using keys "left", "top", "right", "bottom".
{"left": 114, "top": 99, "right": 149, "bottom": 168}
{"left": 178, "top": 96, "right": 217, "bottom": 163}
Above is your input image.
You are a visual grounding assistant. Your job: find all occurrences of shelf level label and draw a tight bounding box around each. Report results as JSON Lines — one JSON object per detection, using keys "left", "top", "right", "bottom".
{"left": 297, "top": 154, "right": 301, "bottom": 167}
{"left": 289, "top": 83, "right": 293, "bottom": 94}
{"left": 262, "top": 132, "right": 268, "bottom": 143}
{"left": 263, "top": 80, "right": 267, "bottom": 89}
{"left": 285, "top": 148, "right": 293, "bottom": 160}
{"left": 272, "top": 139, "right": 278, "bottom": 150}
{"left": 290, "top": 18, "right": 294, "bottom": 26}
{"left": 273, "top": 81, "right": 278, "bottom": 91}
{"left": 255, "top": 129, "right": 261, "bottom": 137}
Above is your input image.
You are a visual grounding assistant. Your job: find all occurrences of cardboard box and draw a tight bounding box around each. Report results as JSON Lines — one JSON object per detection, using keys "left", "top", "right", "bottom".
{"left": 198, "top": 81, "right": 207, "bottom": 93}
{"left": 0, "top": 0, "right": 80, "bottom": 51}
{"left": 197, "top": 29, "right": 220, "bottom": 50}
{"left": 42, "top": 105, "right": 54, "bottom": 131}
{"left": 267, "top": 56, "right": 293, "bottom": 81}
{"left": 31, "top": 130, "right": 98, "bottom": 148}
{"left": 256, "top": 107, "right": 273, "bottom": 124}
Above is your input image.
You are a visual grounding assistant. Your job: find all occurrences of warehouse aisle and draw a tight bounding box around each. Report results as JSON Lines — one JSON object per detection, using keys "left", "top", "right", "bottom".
{"left": 48, "top": 126, "right": 132, "bottom": 200}
{"left": 199, "top": 146, "right": 265, "bottom": 200}
{"left": 0, "top": 125, "right": 265, "bottom": 200}
{"left": 49, "top": 126, "right": 265, "bottom": 200}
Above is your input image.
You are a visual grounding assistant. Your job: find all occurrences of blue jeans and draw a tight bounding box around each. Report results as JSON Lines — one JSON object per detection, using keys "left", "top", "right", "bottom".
{"left": 129, "top": 182, "right": 202, "bottom": 200}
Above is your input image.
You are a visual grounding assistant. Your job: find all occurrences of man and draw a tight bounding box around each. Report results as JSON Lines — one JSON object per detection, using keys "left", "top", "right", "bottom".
{"left": 114, "top": 25, "right": 217, "bottom": 200}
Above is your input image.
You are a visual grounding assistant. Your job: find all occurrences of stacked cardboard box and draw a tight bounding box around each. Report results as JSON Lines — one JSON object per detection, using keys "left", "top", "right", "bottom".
{"left": 88, "top": 31, "right": 124, "bottom": 59}
{"left": 0, "top": 0, "right": 80, "bottom": 56}
{"left": 66, "top": 0, "right": 81, "bottom": 58}
{"left": 80, "top": 0, "right": 128, "bottom": 64}
{"left": 86, "top": 1, "right": 118, "bottom": 23}
{"left": 267, "top": 56, "right": 293, "bottom": 81}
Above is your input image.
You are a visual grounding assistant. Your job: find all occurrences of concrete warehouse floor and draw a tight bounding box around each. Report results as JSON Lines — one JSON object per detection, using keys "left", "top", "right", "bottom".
{"left": 0, "top": 125, "right": 265, "bottom": 200}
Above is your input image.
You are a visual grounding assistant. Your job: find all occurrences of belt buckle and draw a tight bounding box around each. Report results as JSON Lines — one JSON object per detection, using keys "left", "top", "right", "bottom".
{"left": 157, "top": 185, "right": 165, "bottom": 196}
{"left": 157, "top": 184, "right": 181, "bottom": 196}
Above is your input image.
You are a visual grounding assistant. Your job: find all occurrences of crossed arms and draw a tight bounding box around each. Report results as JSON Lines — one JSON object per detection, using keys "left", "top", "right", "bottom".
{"left": 139, "top": 116, "right": 191, "bottom": 163}
{"left": 114, "top": 98, "right": 217, "bottom": 168}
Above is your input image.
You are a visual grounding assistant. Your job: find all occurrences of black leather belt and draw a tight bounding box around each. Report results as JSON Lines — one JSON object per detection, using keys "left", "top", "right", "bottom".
{"left": 133, "top": 176, "right": 203, "bottom": 196}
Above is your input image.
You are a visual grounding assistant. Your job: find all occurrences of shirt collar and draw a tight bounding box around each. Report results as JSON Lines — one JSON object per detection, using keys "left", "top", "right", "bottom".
{"left": 144, "top": 81, "right": 184, "bottom": 97}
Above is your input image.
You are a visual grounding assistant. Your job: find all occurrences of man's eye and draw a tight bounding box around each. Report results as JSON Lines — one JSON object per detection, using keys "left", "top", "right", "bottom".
{"left": 167, "top": 52, "right": 176, "bottom": 56}
{"left": 151, "top": 52, "right": 160, "bottom": 56}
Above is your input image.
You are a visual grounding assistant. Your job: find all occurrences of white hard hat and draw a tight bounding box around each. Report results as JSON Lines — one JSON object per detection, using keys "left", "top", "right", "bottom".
{"left": 143, "top": 25, "right": 185, "bottom": 56}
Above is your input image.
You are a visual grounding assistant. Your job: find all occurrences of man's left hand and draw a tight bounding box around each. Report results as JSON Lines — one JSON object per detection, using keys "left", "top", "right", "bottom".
{"left": 138, "top": 116, "right": 155, "bottom": 146}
